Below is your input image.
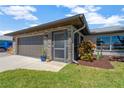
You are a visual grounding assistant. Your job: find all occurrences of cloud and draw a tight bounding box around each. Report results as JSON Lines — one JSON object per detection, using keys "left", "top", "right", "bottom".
{"left": 0, "top": 30, "right": 14, "bottom": 35}
{"left": 85, "top": 12, "right": 106, "bottom": 24}
{"left": 61, "top": 5, "right": 124, "bottom": 27}
{"left": 60, "top": 5, "right": 78, "bottom": 9}
{"left": 104, "top": 15, "right": 124, "bottom": 26}
{"left": 84, "top": 5, "right": 101, "bottom": 12}
{"left": 0, "top": 11, "right": 3, "bottom": 15}
{"left": 71, "top": 6, "right": 88, "bottom": 14}
{"left": 0, "top": 6, "right": 38, "bottom": 21}
{"left": 122, "top": 8, "right": 124, "bottom": 11}
{"left": 63, "top": 5, "right": 101, "bottom": 14}
{"left": 29, "top": 24, "right": 39, "bottom": 27}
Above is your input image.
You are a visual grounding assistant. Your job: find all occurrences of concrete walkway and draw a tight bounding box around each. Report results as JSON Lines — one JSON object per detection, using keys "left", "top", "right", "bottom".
{"left": 0, "top": 55, "right": 67, "bottom": 72}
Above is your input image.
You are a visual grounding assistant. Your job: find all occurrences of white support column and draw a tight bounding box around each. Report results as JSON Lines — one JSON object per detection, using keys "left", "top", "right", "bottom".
{"left": 78, "top": 31, "right": 84, "bottom": 43}
{"left": 72, "top": 25, "right": 85, "bottom": 63}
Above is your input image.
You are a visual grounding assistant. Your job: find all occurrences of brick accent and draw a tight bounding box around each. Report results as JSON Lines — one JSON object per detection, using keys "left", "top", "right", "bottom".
{"left": 67, "top": 28, "right": 72, "bottom": 63}
{"left": 13, "top": 37, "right": 18, "bottom": 55}
{"left": 47, "top": 32, "right": 52, "bottom": 60}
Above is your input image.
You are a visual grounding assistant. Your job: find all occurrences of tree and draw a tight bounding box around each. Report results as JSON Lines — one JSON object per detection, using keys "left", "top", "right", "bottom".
{"left": 117, "top": 36, "right": 124, "bottom": 45}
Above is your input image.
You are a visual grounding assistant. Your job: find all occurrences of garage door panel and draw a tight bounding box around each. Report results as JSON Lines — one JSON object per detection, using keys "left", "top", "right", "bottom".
{"left": 19, "top": 36, "right": 43, "bottom": 45}
{"left": 18, "top": 35, "right": 44, "bottom": 58}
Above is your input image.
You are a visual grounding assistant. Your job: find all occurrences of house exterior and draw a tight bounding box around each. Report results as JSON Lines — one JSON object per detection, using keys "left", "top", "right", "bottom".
{"left": 5, "top": 14, "right": 124, "bottom": 63}
{"left": 85, "top": 26, "right": 124, "bottom": 56}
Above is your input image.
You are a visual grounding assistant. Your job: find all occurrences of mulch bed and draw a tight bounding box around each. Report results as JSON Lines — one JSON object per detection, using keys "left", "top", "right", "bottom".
{"left": 78, "top": 56, "right": 114, "bottom": 69}
{"left": 109, "top": 56, "right": 124, "bottom": 62}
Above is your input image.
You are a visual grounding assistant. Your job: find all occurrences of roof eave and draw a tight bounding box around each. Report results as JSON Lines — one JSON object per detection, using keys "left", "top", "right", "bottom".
{"left": 90, "top": 30, "right": 124, "bottom": 35}
{"left": 5, "top": 14, "right": 88, "bottom": 36}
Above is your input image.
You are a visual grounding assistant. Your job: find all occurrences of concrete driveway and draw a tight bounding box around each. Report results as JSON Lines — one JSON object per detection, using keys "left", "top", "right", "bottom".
{"left": 0, "top": 52, "right": 10, "bottom": 57}
{"left": 0, "top": 55, "right": 67, "bottom": 72}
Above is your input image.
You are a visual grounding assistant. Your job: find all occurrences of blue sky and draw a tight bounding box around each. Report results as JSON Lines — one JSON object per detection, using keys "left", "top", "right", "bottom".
{"left": 0, "top": 5, "right": 124, "bottom": 35}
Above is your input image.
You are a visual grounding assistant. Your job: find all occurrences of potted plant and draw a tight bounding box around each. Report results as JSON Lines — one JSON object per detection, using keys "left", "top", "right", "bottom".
{"left": 40, "top": 48, "right": 47, "bottom": 62}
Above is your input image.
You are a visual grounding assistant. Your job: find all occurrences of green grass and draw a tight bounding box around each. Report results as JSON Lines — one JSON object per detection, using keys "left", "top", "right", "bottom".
{"left": 0, "top": 62, "right": 124, "bottom": 88}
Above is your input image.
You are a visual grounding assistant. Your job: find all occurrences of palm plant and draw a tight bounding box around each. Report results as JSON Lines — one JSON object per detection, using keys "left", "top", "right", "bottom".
{"left": 41, "top": 47, "right": 46, "bottom": 57}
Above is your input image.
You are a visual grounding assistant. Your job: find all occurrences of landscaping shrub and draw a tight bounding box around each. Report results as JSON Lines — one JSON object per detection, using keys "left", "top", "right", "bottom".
{"left": 78, "top": 40, "right": 96, "bottom": 62}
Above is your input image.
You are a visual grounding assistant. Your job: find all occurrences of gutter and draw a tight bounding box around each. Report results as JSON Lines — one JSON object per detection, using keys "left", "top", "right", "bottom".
{"left": 72, "top": 25, "right": 86, "bottom": 64}
{"left": 79, "top": 14, "right": 90, "bottom": 35}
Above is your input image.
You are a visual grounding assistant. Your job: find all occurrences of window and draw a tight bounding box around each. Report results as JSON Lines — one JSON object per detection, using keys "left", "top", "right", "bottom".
{"left": 96, "top": 36, "right": 110, "bottom": 50}
{"left": 96, "top": 35, "right": 124, "bottom": 51}
{"left": 54, "top": 33, "right": 65, "bottom": 48}
{"left": 111, "top": 36, "right": 124, "bottom": 50}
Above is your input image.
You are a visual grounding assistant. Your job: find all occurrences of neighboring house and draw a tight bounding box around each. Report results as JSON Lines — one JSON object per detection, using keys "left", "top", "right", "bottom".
{"left": 0, "top": 36, "right": 13, "bottom": 41}
{"left": 5, "top": 14, "right": 124, "bottom": 63}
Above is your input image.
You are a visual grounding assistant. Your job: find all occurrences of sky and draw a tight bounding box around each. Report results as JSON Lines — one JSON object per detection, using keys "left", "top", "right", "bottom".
{"left": 0, "top": 5, "right": 124, "bottom": 35}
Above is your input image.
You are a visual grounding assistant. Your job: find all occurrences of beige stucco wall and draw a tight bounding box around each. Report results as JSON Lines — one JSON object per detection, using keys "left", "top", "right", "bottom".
{"left": 84, "top": 32, "right": 124, "bottom": 56}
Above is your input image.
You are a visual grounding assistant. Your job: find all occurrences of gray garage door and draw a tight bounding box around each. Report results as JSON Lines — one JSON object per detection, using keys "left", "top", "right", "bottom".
{"left": 18, "top": 35, "right": 44, "bottom": 58}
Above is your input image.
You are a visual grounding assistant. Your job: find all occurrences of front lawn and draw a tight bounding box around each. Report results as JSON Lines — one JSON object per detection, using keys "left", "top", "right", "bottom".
{"left": 0, "top": 62, "right": 124, "bottom": 88}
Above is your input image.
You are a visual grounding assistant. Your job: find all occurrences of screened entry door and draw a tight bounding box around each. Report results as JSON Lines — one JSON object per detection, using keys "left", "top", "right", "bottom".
{"left": 52, "top": 31, "right": 67, "bottom": 62}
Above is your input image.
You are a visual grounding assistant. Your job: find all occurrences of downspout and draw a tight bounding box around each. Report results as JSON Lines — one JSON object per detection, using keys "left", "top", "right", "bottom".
{"left": 72, "top": 24, "right": 85, "bottom": 64}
